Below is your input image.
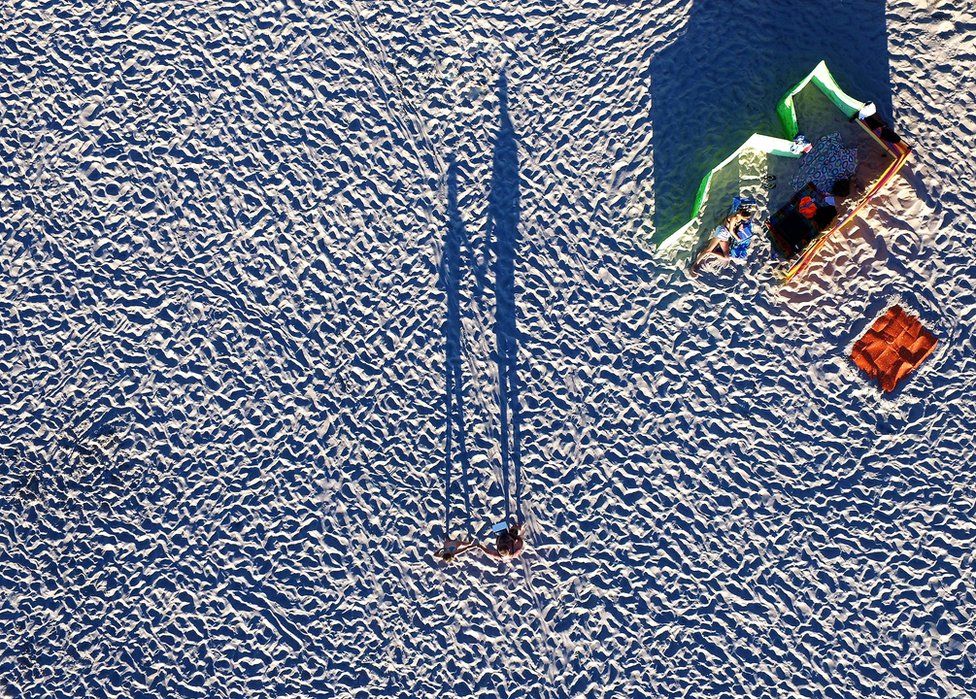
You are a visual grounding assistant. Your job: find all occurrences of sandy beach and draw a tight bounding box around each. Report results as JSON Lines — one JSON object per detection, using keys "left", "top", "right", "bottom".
{"left": 1, "top": 1, "right": 974, "bottom": 697}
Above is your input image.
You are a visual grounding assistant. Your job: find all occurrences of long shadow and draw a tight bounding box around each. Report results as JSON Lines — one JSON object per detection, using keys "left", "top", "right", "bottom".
{"left": 650, "top": 0, "right": 892, "bottom": 243}
{"left": 440, "top": 156, "right": 475, "bottom": 536}
{"left": 487, "top": 71, "right": 524, "bottom": 525}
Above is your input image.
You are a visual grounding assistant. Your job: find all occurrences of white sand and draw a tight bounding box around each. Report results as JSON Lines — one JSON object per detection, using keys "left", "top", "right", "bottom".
{"left": 1, "top": 1, "right": 975, "bottom": 697}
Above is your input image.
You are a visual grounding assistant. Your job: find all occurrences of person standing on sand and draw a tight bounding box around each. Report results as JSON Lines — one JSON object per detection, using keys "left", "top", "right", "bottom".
{"left": 434, "top": 524, "right": 525, "bottom": 563}
{"left": 479, "top": 523, "right": 524, "bottom": 560}
{"left": 435, "top": 538, "right": 480, "bottom": 563}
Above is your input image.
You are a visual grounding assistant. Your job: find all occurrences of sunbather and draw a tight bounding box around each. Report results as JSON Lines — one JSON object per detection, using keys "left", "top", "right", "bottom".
{"left": 690, "top": 200, "right": 757, "bottom": 275}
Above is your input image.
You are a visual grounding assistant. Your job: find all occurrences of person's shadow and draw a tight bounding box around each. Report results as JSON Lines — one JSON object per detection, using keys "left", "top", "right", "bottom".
{"left": 486, "top": 71, "right": 524, "bottom": 525}
{"left": 439, "top": 72, "right": 526, "bottom": 538}
{"left": 440, "top": 156, "right": 476, "bottom": 536}
{"left": 649, "top": 0, "right": 892, "bottom": 244}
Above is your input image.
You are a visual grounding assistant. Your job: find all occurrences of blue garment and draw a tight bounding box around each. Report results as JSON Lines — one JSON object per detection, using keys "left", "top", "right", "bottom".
{"left": 728, "top": 196, "right": 756, "bottom": 264}
{"left": 731, "top": 195, "right": 757, "bottom": 214}
{"left": 729, "top": 222, "right": 753, "bottom": 263}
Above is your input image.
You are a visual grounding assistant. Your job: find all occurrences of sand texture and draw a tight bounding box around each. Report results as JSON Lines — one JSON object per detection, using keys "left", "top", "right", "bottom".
{"left": 1, "top": 1, "right": 975, "bottom": 697}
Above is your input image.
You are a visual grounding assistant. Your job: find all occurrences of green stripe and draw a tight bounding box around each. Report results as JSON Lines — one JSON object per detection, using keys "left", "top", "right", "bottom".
{"left": 656, "top": 61, "right": 868, "bottom": 250}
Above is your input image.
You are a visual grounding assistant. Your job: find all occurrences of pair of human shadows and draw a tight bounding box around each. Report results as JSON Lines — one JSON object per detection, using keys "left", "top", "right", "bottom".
{"left": 441, "top": 72, "right": 524, "bottom": 536}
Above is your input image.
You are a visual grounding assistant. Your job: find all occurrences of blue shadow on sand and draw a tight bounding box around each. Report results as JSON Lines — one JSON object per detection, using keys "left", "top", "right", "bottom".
{"left": 649, "top": 0, "right": 892, "bottom": 243}
{"left": 440, "top": 157, "right": 476, "bottom": 535}
{"left": 487, "top": 71, "right": 524, "bottom": 524}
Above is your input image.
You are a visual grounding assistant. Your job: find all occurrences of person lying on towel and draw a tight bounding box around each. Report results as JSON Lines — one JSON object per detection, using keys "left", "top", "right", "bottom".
{"left": 690, "top": 197, "right": 757, "bottom": 276}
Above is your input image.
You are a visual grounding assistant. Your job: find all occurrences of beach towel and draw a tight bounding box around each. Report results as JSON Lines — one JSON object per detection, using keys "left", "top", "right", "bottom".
{"left": 790, "top": 132, "right": 858, "bottom": 192}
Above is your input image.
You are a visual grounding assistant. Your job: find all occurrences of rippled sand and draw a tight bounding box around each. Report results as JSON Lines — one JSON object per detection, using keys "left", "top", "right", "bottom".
{"left": 1, "top": 1, "right": 974, "bottom": 697}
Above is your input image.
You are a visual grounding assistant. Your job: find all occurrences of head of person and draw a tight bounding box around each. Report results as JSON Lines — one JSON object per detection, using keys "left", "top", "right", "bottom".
{"left": 737, "top": 205, "right": 756, "bottom": 221}
{"left": 727, "top": 208, "right": 750, "bottom": 228}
